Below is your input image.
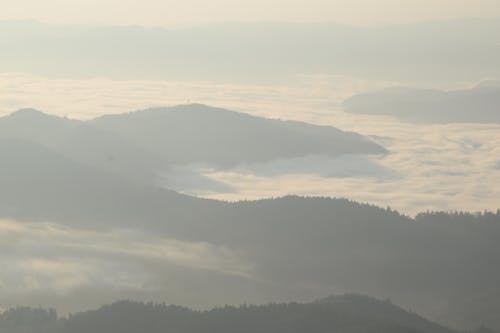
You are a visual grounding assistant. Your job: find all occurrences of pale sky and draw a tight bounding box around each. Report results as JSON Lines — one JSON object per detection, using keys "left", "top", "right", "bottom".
{"left": 1, "top": 0, "right": 499, "bottom": 26}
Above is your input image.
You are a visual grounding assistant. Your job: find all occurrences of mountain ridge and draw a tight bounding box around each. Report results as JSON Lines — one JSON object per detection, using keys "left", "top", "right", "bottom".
{"left": 90, "top": 103, "right": 386, "bottom": 166}
{"left": 0, "top": 294, "right": 461, "bottom": 333}
{"left": 343, "top": 82, "right": 500, "bottom": 123}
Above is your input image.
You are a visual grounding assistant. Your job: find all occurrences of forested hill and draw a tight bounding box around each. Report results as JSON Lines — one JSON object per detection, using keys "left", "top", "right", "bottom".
{"left": 0, "top": 295, "right": 459, "bottom": 333}
{"left": 0, "top": 106, "right": 499, "bottom": 330}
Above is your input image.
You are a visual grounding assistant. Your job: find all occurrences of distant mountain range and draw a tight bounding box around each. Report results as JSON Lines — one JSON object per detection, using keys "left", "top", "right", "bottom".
{"left": 1, "top": 19, "right": 499, "bottom": 82}
{"left": 343, "top": 81, "right": 500, "bottom": 123}
{"left": 0, "top": 295, "right": 461, "bottom": 333}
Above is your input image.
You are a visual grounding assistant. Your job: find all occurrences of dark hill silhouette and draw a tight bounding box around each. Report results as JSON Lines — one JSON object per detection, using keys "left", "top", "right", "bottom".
{"left": 91, "top": 104, "right": 385, "bottom": 166}
{"left": 317, "top": 294, "right": 454, "bottom": 333}
{"left": 343, "top": 82, "right": 500, "bottom": 123}
{"left": 0, "top": 295, "right": 457, "bottom": 333}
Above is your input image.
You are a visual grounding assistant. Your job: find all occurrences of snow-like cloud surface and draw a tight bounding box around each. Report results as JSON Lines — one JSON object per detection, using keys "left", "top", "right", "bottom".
{"left": 202, "top": 119, "right": 500, "bottom": 215}
{"left": 0, "top": 73, "right": 499, "bottom": 314}
{"left": 0, "top": 73, "right": 498, "bottom": 216}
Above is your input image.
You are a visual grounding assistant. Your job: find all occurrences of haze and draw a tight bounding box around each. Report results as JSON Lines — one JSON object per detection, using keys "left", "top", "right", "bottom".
{"left": 0, "top": 2, "right": 499, "bottom": 333}
{"left": 2, "top": 0, "right": 500, "bottom": 26}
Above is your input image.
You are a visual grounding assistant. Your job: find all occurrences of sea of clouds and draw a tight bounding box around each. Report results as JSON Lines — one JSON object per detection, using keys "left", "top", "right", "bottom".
{"left": 1, "top": 72, "right": 497, "bottom": 215}
{"left": 0, "top": 72, "right": 499, "bottom": 312}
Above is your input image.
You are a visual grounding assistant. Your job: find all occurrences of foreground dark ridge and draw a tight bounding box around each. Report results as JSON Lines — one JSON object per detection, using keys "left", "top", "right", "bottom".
{"left": 0, "top": 294, "right": 463, "bottom": 333}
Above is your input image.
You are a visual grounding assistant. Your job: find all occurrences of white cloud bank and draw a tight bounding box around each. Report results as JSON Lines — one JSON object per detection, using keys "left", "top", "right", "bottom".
{"left": 0, "top": 73, "right": 499, "bottom": 215}
{"left": 0, "top": 73, "right": 499, "bottom": 314}
{"left": 202, "top": 121, "right": 500, "bottom": 215}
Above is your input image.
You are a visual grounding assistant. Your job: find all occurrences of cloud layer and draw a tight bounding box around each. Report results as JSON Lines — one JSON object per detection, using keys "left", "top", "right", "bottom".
{"left": 0, "top": 219, "right": 256, "bottom": 312}
{"left": 1, "top": 73, "right": 499, "bottom": 215}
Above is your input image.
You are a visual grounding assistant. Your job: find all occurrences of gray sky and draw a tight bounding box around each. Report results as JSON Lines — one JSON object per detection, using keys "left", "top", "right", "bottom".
{"left": 1, "top": 0, "right": 499, "bottom": 26}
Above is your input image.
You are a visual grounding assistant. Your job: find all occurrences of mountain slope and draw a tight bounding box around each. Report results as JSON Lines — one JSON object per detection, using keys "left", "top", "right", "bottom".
{"left": 1, "top": 105, "right": 384, "bottom": 173}
{"left": 1, "top": 142, "right": 499, "bottom": 330}
{"left": 0, "top": 108, "right": 499, "bottom": 329}
{"left": 0, "top": 295, "right": 458, "bottom": 333}
{"left": 91, "top": 104, "right": 385, "bottom": 166}
{"left": 0, "top": 109, "right": 164, "bottom": 185}
{"left": 0, "top": 139, "right": 221, "bottom": 231}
